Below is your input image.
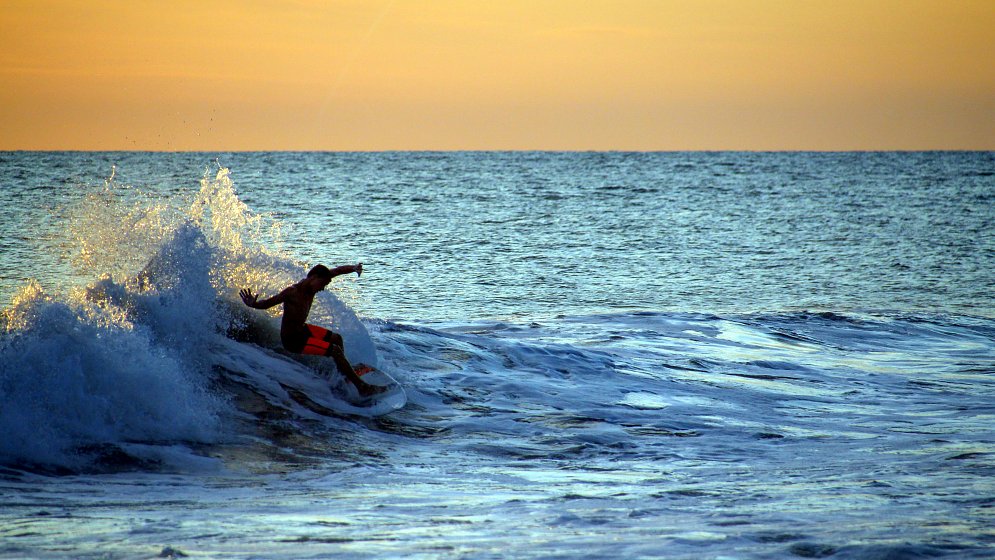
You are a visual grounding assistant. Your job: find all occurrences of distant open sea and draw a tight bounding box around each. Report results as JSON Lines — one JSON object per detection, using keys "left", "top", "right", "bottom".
{"left": 1, "top": 151, "right": 994, "bottom": 559}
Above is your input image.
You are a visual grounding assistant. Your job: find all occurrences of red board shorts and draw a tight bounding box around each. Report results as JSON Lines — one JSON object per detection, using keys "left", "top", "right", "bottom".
{"left": 294, "top": 324, "right": 374, "bottom": 376}
{"left": 300, "top": 324, "right": 340, "bottom": 356}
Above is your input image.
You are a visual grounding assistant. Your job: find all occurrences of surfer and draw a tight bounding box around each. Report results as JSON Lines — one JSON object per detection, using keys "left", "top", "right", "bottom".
{"left": 240, "top": 264, "right": 383, "bottom": 397}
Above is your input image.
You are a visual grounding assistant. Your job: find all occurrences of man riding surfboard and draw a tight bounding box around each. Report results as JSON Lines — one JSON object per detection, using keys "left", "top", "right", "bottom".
{"left": 240, "top": 263, "right": 382, "bottom": 397}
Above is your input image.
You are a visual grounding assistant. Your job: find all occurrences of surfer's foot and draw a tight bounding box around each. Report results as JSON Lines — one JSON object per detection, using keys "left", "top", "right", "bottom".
{"left": 346, "top": 364, "right": 386, "bottom": 398}
{"left": 356, "top": 381, "right": 387, "bottom": 398}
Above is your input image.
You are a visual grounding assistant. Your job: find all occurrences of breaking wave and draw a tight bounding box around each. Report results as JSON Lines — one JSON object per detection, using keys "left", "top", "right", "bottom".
{"left": 0, "top": 165, "right": 378, "bottom": 473}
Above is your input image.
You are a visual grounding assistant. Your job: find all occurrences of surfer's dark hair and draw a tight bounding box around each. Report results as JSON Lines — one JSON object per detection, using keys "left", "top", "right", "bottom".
{"left": 307, "top": 264, "right": 332, "bottom": 279}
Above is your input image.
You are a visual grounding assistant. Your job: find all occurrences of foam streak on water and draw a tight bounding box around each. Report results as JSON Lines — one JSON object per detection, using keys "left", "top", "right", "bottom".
{"left": 1, "top": 152, "right": 993, "bottom": 558}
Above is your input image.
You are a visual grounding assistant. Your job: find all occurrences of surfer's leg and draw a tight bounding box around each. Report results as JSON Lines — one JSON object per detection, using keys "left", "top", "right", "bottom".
{"left": 326, "top": 343, "right": 356, "bottom": 379}
{"left": 325, "top": 333, "right": 384, "bottom": 397}
{"left": 328, "top": 344, "right": 382, "bottom": 397}
{"left": 302, "top": 325, "right": 382, "bottom": 397}
{"left": 315, "top": 330, "right": 351, "bottom": 372}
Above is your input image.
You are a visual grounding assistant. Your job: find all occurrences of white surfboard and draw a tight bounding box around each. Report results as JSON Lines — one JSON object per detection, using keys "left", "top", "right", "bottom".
{"left": 211, "top": 336, "right": 406, "bottom": 418}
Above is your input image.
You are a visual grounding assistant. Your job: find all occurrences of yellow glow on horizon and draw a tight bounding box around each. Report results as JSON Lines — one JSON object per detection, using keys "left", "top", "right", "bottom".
{"left": 1, "top": 0, "right": 993, "bottom": 150}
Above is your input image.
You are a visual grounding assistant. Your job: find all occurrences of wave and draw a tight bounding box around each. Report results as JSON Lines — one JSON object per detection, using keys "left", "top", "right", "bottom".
{"left": 0, "top": 166, "right": 380, "bottom": 473}
{"left": 0, "top": 281, "right": 223, "bottom": 473}
{"left": 353, "top": 309, "right": 995, "bottom": 465}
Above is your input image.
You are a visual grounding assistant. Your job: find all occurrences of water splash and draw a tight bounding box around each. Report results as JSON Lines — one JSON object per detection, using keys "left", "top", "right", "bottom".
{"left": 1, "top": 162, "right": 377, "bottom": 472}
{"left": 0, "top": 282, "right": 223, "bottom": 472}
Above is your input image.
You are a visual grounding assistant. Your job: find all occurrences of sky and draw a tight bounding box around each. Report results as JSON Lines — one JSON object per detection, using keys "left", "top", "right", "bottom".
{"left": 1, "top": 0, "right": 993, "bottom": 151}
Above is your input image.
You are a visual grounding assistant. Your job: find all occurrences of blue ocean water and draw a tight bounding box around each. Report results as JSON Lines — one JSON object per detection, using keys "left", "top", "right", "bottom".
{"left": 1, "top": 152, "right": 994, "bottom": 558}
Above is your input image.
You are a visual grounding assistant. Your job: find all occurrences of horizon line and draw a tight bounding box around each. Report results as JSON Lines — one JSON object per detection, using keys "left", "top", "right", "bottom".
{"left": 3, "top": 148, "right": 993, "bottom": 154}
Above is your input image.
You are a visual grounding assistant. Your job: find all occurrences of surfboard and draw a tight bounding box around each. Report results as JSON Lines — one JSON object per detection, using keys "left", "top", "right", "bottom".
{"left": 211, "top": 336, "right": 406, "bottom": 418}
{"left": 273, "top": 351, "right": 407, "bottom": 416}
{"left": 350, "top": 364, "right": 407, "bottom": 413}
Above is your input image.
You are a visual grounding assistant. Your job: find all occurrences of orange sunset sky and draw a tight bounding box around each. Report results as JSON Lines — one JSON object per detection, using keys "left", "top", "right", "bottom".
{"left": 2, "top": 0, "right": 993, "bottom": 151}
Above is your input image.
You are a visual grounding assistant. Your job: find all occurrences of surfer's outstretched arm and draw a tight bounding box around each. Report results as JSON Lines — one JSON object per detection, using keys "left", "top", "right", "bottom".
{"left": 240, "top": 287, "right": 288, "bottom": 310}
{"left": 326, "top": 263, "right": 363, "bottom": 278}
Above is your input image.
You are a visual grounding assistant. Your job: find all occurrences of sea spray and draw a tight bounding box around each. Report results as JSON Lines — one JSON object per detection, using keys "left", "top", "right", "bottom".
{"left": 65, "top": 165, "right": 183, "bottom": 282}
{"left": 0, "top": 165, "right": 251, "bottom": 471}
{"left": 0, "top": 283, "right": 222, "bottom": 472}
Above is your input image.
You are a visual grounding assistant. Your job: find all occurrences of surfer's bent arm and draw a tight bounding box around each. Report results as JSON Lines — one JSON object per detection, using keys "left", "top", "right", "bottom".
{"left": 240, "top": 287, "right": 288, "bottom": 310}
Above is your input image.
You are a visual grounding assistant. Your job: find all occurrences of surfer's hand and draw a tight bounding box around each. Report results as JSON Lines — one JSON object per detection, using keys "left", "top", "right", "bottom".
{"left": 240, "top": 288, "right": 258, "bottom": 308}
{"left": 355, "top": 263, "right": 363, "bottom": 277}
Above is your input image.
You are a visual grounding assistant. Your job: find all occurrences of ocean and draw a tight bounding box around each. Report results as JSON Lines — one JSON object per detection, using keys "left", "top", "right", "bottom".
{"left": 1, "top": 151, "right": 993, "bottom": 559}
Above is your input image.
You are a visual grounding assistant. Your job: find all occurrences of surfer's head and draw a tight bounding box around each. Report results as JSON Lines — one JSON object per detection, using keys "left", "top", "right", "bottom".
{"left": 306, "top": 264, "right": 333, "bottom": 291}
{"left": 307, "top": 264, "right": 332, "bottom": 280}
